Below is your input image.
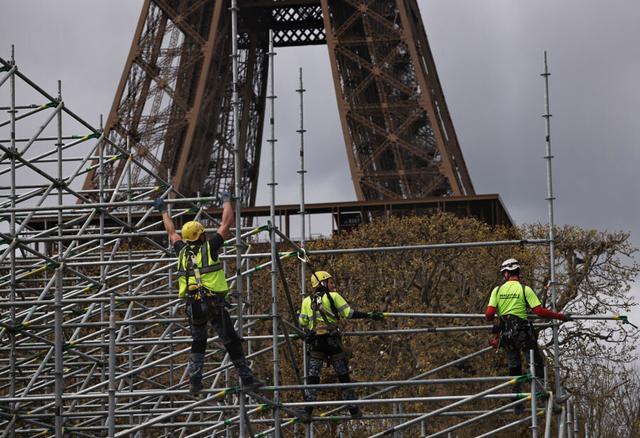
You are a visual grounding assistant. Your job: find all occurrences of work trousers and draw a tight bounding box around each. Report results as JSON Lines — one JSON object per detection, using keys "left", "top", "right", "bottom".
{"left": 186, "top": 293, "right": 252, "bottom": 383}
{"left": 304, "top": 334, "right": 357, "bottom": 414}
{"left": 500, "top": 317, "right": 545, "bottom": 392}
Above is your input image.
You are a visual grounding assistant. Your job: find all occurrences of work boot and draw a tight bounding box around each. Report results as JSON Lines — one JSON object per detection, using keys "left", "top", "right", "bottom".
{"left": 188, "top": 353, "right": 205, "bottom": 395}
{"left": 349, "top": 406, "right": 362, "bottom": 419}
{"left": 189, "top": 376, "right": 203, "bottom": 395}
{"left": 298, "top": 406, "right": 313, "bottom": 423}
{"left": 240, "top": 374, "right": 265, "bottom": 392}
{"left": 232, "top": 358, "right": 264, "bottom": 391}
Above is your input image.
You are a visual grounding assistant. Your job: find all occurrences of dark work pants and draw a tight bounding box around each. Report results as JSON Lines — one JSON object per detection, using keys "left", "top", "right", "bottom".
{"left": 187, "top": 294, "right": 252, "bottom": 382}
{"left": 305, "top": 334, "right": 357, "bottom": 414}
{"left": 504, "top": 333, "right": 545, "bottom": 393}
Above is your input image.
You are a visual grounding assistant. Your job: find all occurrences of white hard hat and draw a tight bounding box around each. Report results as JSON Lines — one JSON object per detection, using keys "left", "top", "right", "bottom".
{"left": 500, "top": 258, "right": 521, "bottom": 272}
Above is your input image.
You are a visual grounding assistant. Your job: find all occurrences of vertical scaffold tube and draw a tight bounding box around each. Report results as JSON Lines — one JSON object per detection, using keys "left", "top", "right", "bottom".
{"left": 98, "top": 115, "right": 114, "bottom": 437}
{"left": 230, "top": 0, "right": 246, "bottom": 435}
{"left": 8, "top": 45, "right": 17, "bottom": 438}
{"left": 542, "top": 51, "right": 561, "bottom": 400}
{"left": 267, "top": 29, "right": 282, "bottom": 437}
{"left": 530, "top": 349, "right": 538, "bottom": 437}
{"left": 54, "top": 80, "right": 64, "bottom": 438}
{"left": 544, "top": 392, "right": 554, "bottom": 438}
{"left": 126, "top": 138, "right": 134, "bottom": 428}
{"left": 296, "top": 66, "right": 311, "bottom": 438}
{"left": 567, "top": 399, "right": 574, "bottom": 438}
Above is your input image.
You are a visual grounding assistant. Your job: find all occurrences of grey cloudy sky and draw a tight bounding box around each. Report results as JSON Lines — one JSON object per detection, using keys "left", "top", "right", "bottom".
{"left": 1, "top": 1, "right": 638, "bottom": 320}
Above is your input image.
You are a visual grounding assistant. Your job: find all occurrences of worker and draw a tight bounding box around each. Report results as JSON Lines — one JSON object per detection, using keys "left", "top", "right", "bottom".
{"left": 485, "top": 258, "right": 569, "bottom": 411}
{"left": 299, "top": 270, "right": 384, "bottom": 419}
{"left": 155, "top": 194, "right": 261, "bottom": 395}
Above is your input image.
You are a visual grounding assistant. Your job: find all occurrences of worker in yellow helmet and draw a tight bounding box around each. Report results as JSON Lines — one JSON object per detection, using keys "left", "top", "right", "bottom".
{"left": 298, "top": 270, "right": 384, "bottom": 419}
{"left": 155, "top": 193, "right": 261, "bottom": 395}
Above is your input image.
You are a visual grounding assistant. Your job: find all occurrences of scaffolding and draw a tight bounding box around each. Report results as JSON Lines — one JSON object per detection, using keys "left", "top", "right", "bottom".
{"left": 0, "top": 41, "right": 632, "bottom": 438}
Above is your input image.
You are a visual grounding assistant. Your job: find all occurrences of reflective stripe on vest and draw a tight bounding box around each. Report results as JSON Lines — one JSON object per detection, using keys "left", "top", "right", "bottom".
{"left": 177, "top": 241, "right": 227, "bottom": 298}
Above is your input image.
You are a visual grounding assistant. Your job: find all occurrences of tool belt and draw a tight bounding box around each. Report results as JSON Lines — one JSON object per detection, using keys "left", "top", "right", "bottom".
{"left": 497, "top": 315, "right": 535, "bottom": 351}
{"left": 307, "top": 330, "right": 351, "bottom": 363}
{"left": 185, "top": 287, "right": 227, "bottom": 325}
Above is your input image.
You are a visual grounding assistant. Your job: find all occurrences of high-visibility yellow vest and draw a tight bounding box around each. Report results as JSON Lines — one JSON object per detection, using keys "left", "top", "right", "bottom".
{"left": 298, "top": 291, "right": 352, "bottom": 334}
{"left": 176, "top": 241, "right": 227, "bottom": 298}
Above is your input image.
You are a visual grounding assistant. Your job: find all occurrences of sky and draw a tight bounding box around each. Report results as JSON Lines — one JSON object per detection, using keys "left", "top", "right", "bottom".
{"left": 1, "top": 1, "right": 638, "bottom": 325}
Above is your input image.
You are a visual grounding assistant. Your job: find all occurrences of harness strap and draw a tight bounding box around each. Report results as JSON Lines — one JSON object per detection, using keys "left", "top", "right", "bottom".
{"left": 177, "top": 241, "right": 222, "bottom": 280}
{"left": 176, "top": 263, "right": 221, "bottom": 276}
{"left": 189, "top": 249, "right": 204, "bottom": 288}
{"left": 324, "top": 290, "right": 342, "bottom": 319}
{"left": 497, "top": 282, "right": 537, "bottom": 337}
{"left": 310, "top": 290, "right": 341, "bottom": 332}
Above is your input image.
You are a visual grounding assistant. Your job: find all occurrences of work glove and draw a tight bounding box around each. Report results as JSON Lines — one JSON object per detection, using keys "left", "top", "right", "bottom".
{"left": 152, "top": 198, "right": 166, "bottom": 213}
{"left": 490, "top": 334, "right": 500, "bottom": 350}
{"left": 369, "top": 311, "right": 384, "bottom": 321}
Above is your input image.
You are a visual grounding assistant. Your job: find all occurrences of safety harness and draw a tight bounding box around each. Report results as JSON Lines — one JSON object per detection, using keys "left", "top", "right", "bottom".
{"left": 177, "top": 242, "right": 221, "bottom": 324}
{"left": 496, "top": 282, "right": 536, "bottom": 349}
{"left": 310, "top": 288, "right": 342, "bottom": 336}
{"left": 177, "top": 242, "right": 222, "bottom": 283}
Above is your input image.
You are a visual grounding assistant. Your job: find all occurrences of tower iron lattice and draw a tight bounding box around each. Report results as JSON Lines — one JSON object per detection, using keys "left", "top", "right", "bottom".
{"left": 83, "top": 0, "right": 475, "bottom": 203}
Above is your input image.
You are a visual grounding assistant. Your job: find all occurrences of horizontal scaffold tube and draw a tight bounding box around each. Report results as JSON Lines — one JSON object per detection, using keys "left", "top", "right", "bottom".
{"left": 0, "top": 391, "right": 531, "bottom": 405}
{"left": 426, "top": 395, "right": 532, "bottom": 438}
{"left": 0, "top": 195, "right": 219, "bottom": 213}
{"left": 474, "top": 411, "right": 545, "bottom": 438}
{"left": 19, "top": 408, "right": 495, "bottom": 421}
{"left": 369, "top": 376, "right": 532, "bottom": 437}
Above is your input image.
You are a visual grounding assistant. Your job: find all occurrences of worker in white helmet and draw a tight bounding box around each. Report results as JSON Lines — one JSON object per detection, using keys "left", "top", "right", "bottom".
{"left": 485, "top": 258, "right": 570, "bottom": 412}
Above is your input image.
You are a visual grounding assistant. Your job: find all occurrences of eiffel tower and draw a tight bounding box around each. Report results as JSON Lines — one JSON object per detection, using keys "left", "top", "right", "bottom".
{"left": 84, "top": 0, "right": 475, "bottom": 205}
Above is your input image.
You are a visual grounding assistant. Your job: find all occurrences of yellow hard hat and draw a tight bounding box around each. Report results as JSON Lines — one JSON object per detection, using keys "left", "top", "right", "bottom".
{"left": 181, "top": 221, "right": 205, "bottom": 242}
{"left": 310, "top": 271, "right": 332, "bottom": 290}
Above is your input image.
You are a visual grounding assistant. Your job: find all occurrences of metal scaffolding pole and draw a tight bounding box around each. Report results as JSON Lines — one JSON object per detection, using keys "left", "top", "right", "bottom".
{"left": 229, "top": 1, "right": 247, "bottom": 435}
{"left": 295, "top": 64, "right": 313, "bottom": 438}
{"left": 267, "top": 28, "right": 282, "bottom": 438}
{"left": 425, "top": 396, "right": 530, "bottom": 438}
{"left": 542, "top": 51, "right": 562, "bottom": 404}
{"left": 53, "top": 80, "right": 64, "bottom": 438}
{"left": 531, "top": 349, "right": 538, "bottom": 437}
{"left": 474, "top": 413, "right": 542, "bottom": 438}
{"left": 7, "top": 45, "right": 17, "bottom": 438}
{"left": 369, "top": 377, "right": 530, "bottom": 437}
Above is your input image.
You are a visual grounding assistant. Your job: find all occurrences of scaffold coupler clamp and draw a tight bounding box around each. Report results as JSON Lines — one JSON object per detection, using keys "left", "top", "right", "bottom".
{"left": 297, "top": 248, "right": 310, "bottom": 264}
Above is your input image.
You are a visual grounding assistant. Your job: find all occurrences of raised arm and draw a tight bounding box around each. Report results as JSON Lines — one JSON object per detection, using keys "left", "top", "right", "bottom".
{"left": 162, "top": 211, "right": 182, "bottom": 245}
{"left": 154, "top": 198, "right": 181, "bottom": 245}
{"left": 216, "top": 195, "right": 234, "bottom": 240}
